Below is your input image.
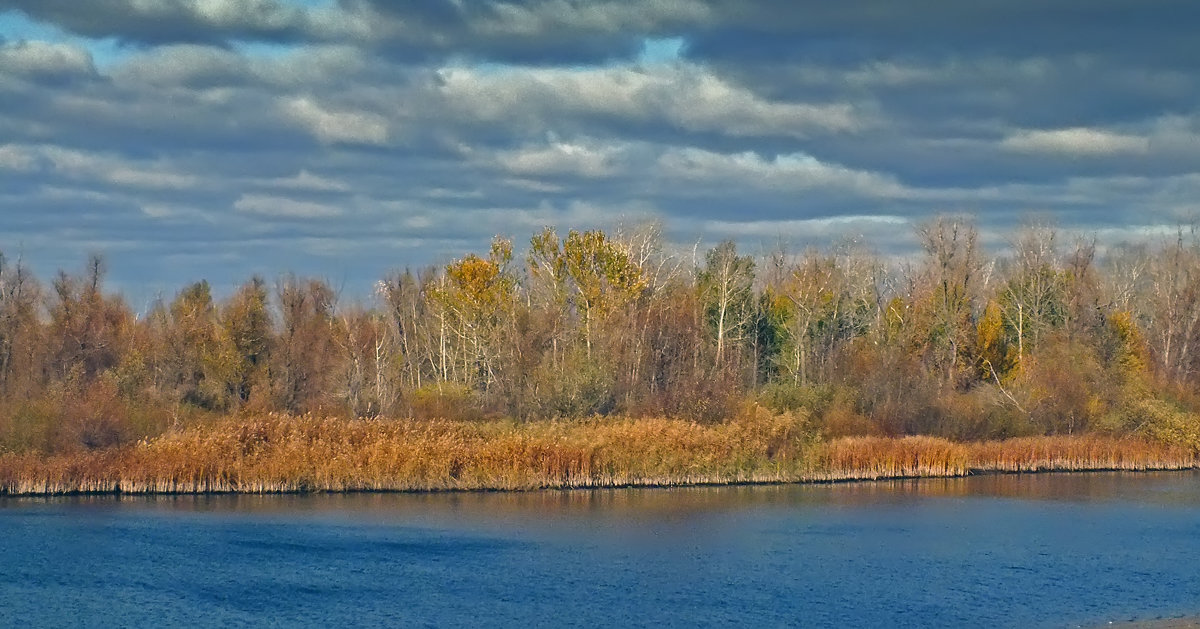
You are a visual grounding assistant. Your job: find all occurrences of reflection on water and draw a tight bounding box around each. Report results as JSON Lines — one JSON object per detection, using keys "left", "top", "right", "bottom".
{"left": 2, "top": 471, "right": 1199, "bottom": 628}
{"left": 17, "top": 469, "right": 1196, "bottom": 515}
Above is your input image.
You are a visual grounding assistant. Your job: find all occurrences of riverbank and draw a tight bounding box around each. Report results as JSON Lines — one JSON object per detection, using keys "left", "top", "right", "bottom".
{"left": 0, "top": 413, "right": 1195, "bottom": 496}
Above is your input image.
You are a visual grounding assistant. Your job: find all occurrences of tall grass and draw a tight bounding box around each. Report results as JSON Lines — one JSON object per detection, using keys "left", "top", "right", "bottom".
{"left": 0, "top": 412, "right": 1194, "bottom": 495}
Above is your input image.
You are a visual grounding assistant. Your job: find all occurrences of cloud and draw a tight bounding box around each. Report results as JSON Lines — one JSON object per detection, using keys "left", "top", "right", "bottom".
{"left": 0, "top": 145, "right": 38, "bottom": 171}
{"left": 0, "top": 144, "right": 201, "bottom": 190}
{"left": 696, "top": 214, "right": 911, "bottom": 244}
{"left": 1001, "top": 127, "right": 1151, "bottom": 156}
{"left": 280, "top": 96, "right": 390, "bottom": 145}
{"left": 112, "top": 43, "right": 367, "bottom": 89}
{"left": 113, "top": 43, "right": 250, "bottom": 87}
{"left": 656, "top": 148, "right": 905, "bottom": 196}
{"left": 256, "top": 169, "right": 350, "bottom": 192}
{"left": 465, "top": 0, "right": 712, "bottom": 36}
{"left": 233, "top": 193, "right": 343, "bottom": 218}
{"left": 0, "top": 40, "right": 96, "bottom": 80}
{"left": 342, "top": 0, "right": 711, "bottom": 64}
{"left": 486, "top": 138, "right": 628, "bottom": 178}
{"left": 2, "top": 0, "right": 1200, "bottom": 303}
{"left": 2, "top": 0, "right": 368, "bottom": 45}
{"left": 437, "top": 64, "right": 864, "bottom": 139}
{"left": 11, "top": 1, "right": 1200, "bottom": 73}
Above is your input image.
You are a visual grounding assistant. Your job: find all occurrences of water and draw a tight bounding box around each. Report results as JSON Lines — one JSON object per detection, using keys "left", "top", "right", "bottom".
{"left": 3, "top": 472, "right": 1200, "bottom": 628}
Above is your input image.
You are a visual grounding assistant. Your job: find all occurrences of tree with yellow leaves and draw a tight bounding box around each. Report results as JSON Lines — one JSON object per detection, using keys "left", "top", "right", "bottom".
{"left": 432, "top": 237, "right": 517, "bottom": 392}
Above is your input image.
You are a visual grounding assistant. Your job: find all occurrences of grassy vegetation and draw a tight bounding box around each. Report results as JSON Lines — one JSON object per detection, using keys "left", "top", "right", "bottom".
{"left": 2, "top": 220, "right": 1198, "bottom": 496}
{"left": 1, "top": 411, "right": 1193, "bottom": 496}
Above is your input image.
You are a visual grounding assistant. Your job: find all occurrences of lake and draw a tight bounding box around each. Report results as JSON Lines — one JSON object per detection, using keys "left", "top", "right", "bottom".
{"left": 2, "top": 472, "right": 1199, "bottom": 628}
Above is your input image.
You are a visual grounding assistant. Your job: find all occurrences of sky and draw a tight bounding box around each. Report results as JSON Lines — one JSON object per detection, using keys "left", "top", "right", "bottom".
{"left": 1, "top": 1, "right": 1198, "bottom": 306}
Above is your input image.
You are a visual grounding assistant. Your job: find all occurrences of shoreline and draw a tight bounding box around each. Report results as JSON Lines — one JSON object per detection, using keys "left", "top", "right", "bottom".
{"left": 2, "top": 414, "right": 1195, "bottom": 497}
{"left": 3, "top": 456, "right": 1195, "bottom": 499}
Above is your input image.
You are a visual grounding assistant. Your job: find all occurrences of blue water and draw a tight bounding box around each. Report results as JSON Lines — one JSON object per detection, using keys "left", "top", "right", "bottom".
{"left": 2, "top": 472, "right": 1200, "bottom": 628}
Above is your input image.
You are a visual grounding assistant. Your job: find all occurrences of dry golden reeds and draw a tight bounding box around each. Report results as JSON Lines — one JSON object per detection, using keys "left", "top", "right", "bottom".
{"left": 0, "top": 413, "right": 1195, "bottom": 496}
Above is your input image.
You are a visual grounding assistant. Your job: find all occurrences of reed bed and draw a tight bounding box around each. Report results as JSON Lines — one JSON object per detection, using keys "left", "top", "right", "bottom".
{"left": 0, "top": 414, "right": 1195, "bottom": 496}
{"left": 965, "top": 435, "right": 1196, "bottom": 473}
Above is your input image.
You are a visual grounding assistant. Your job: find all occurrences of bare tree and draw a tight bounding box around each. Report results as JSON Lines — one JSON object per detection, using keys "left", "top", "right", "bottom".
{"left": 698, "top": 241, "right": 755, "bottom": 366}
{"left": 999, "top": 222, "right": 1068, "bottom": 369}
{"left": 914, "top": 215, "right": 982, "bottom": 384}
{"left": 1143, "top": 230, "right": 1200, "bottom": 382}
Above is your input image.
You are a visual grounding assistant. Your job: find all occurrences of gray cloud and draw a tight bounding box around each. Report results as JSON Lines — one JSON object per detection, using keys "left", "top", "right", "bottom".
{"left": 8, "top": 1, "right": 1199, "bottom": 69}
{"left": 1, "top": 0, "right": 367, "bottom": 45}
{"left": 1, "top": 2, "right": 1198, "bottom": 303}
{"left": 0, "top": 40, "right": 96, "bottom": 79}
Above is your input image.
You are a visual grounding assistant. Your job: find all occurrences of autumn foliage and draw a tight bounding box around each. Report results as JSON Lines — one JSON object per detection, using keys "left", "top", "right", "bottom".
{"left": 1, "top": 412, "right": 1192, "bottom": 495}
{"left": 1, "top": 217, "right": 1199, "bottom": 492}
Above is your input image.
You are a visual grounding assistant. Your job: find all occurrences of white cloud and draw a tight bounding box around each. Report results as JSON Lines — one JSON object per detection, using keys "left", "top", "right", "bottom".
{"left": 656, "top": 148, "right": 905, "bottom": 196}
{"left": 140, "top": 203, "right": 179, "bottom": 218}
{"left": 104, "top": 168, "right": 199, "bottom": 190}
{"left": 115, "top": 43, "right": 366, "bottom": 88}
{"left": 281, "top": 97, "right": 390, "bottom": 145}
{"left": 698, "top": 215, "right": 910, "bottom": 240}
{"left": 437, "top": 64, "right": 864, "bottom": 138}
{"left": 257, "top": 169, "right": 350, "bottom": 192}
{"left": 233, "top": 193, "right": 343, "bottom": 218}
{"left": 8, "top": 145, "right": 201, "bottom": 190}
{"left": 0, "top": 145, "right": 38, "bottom": 172}
{"left": 1001, "top": 127, "right": 1151, "bottom": 156}
{"left": 488, "top": 138, "right": 628, "bottom": 178}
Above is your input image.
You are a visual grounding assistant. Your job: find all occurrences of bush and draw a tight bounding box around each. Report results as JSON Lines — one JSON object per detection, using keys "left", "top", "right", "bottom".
{"left": 1122, "top": 398, "right": 1200, "bottom": 451}
{"left": 758, "top": 382, "right": 835, "bottom": 415}
{"left": 530, "top": 360, "right": 616, "bottom": 419}
{"left": 406, "top": 383, "right": 487, "bottom": 421}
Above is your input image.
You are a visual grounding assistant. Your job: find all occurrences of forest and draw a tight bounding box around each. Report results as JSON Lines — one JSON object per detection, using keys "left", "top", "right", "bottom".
{"left": 1, "top": 216, "right": 1199, "bottom": 492}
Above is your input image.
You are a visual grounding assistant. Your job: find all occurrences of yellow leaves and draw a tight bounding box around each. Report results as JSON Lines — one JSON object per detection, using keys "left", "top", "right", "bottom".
{"left": 760, "top": 287, "right": 794, "bottom": 321}
{"left": 977, "top": 300, "right": 1004, "bottom": 351}
{"left": 489, "top": 237, "right": 513, "bottom": 265}
{"left": 528, "top": 227, "right": 648, "bottom": 319}
{"left": 563, "top": 229, "right": 648, "bottom": 304}
{"left": 883, "top": 297, "right": 906, "bottom": 331}
{"left": 438, "top": 236, "right": 517, "bottom": 313}
{"left": 1109, "top": 309, "right": 1150, "bottom": 388}
{"left": 527, "top": 227, "right": 566, "bottom": 281}
{"left": 445, "top": 255, "right": 506, "bottom": 307}
{"left": 976, "top": 300, "right": 1014, "bottom": 379}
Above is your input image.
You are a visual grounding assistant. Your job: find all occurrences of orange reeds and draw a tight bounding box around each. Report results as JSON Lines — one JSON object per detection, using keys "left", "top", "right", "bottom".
{"left": 965, "top": 434, "right": 1195, "bottom": 473}
{"left": 0, "top": 413, "right": 1195, "bottom": 496}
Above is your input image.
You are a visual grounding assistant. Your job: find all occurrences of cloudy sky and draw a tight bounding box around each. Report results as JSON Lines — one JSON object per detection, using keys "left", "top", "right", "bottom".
{"left": 1, "top": 1, "right": 1198, "bottom": 304}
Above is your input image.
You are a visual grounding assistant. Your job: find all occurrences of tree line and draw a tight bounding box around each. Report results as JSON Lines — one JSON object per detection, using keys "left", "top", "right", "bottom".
{"left": 1, "top": 216, "right": 1198, "bottom": 452}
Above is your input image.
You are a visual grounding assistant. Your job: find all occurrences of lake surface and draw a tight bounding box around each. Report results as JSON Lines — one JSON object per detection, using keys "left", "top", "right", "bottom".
{"left": 2, "top": 472, "right": 1200, "bottom": 628}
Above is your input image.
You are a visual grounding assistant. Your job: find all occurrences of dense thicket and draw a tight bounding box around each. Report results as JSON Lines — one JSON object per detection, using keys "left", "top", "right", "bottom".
{"left": 2, "top": 217, "right": 1199, "bottom": 453}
